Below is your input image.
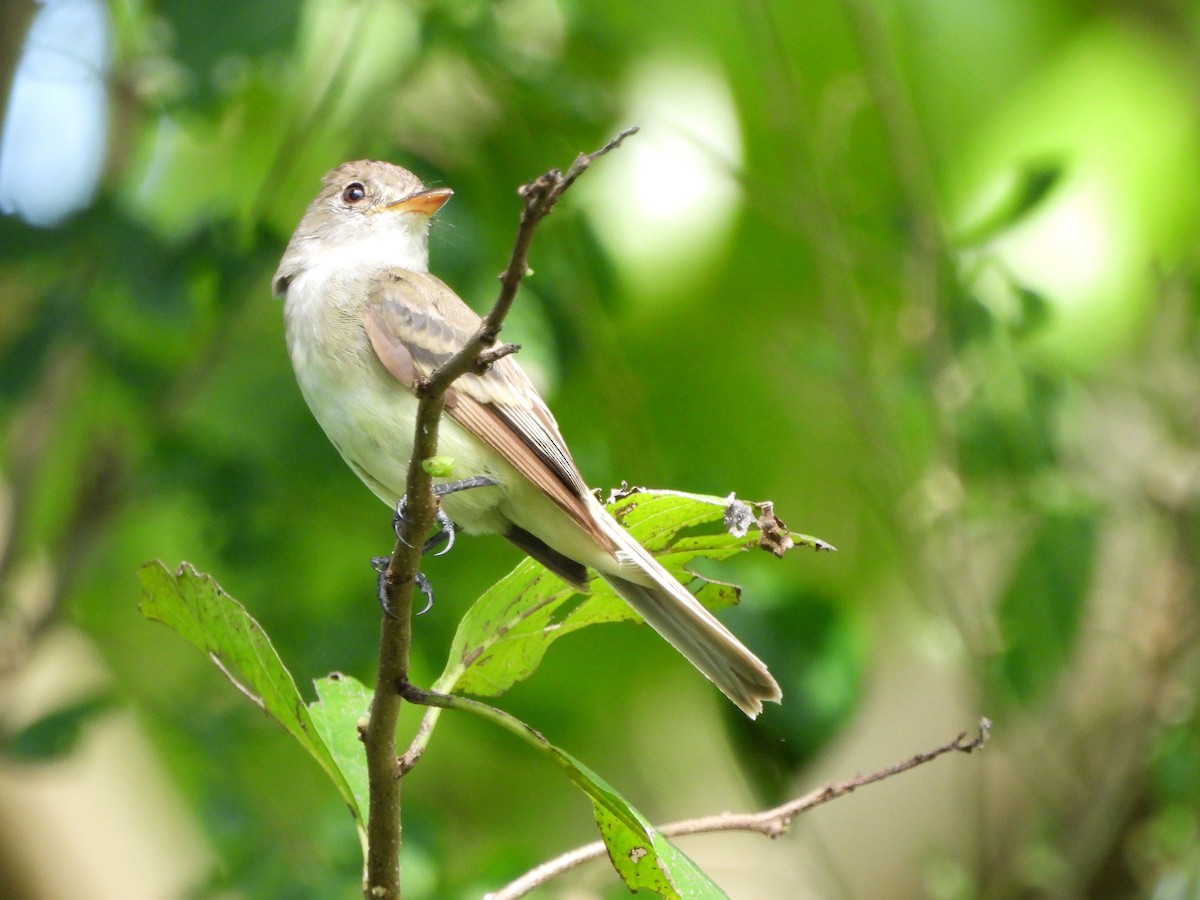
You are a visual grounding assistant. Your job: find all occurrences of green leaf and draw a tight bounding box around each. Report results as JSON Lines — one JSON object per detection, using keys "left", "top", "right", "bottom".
{"left": 432, "top": 560, "right": 580, "bottom": 696}
{"left": 954, "top": 159, "right": 1065, "bottom": 246}
{"left": 1012, "top": 284, "right": 1052, "bottom": 337}
{"left": 644, "top": 827, "right": 730, "bottom": 898}
{"left": 446, "top": 694, "right": 727, "bottom": 898}
{"left": 987, "top": 513, "right": 1095, "bottom": 705}
{"left": 435, "top": 488, "right": 832, "bottom": 697}
{"left": 310, "top": 673, "right": 373, "bottom": 828}
{"left": 578, "top": 757, "right": 726, "bottom": 899}
{"left": 137, "top": 561, "right": 365, "bottom": 845}
{"left": 2, "top": 694, "right": 113, "bottom": 762}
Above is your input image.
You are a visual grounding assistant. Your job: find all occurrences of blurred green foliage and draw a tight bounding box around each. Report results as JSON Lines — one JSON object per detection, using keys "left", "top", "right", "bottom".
{"left": 2, "top": 1, "right": 1200, "bottom": 898}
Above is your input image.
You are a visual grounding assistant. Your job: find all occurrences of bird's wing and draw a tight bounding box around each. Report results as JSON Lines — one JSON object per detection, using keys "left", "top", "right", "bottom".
{"left": 363, "top": 268, "right": 613, "bottom": 550}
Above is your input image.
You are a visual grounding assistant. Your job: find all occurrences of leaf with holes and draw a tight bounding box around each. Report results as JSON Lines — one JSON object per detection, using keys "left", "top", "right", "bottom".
{"left": 435, "top": 488, "right": 833, "bottom": 697}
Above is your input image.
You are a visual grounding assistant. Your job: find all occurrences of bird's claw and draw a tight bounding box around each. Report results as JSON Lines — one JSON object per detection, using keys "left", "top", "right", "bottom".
{"left": 429, "top": 507, "right": 455, "bottom": 557}
{"left": 393, "top": 476, "right": 498, "bottom": 556}
{"left": 391, "top": 497, "right": 412, "bottom": 546}
{"left": 375, "top": 562, "right": 400, "bottom": 619}
{"left": 415, "top": 572, "right": 434, "bottom": 615}
{"left": 374, "top": 559, "right": 435, "bottom": 617}
{"left": 378, "top": 475, "right": 499, "bottom": 617}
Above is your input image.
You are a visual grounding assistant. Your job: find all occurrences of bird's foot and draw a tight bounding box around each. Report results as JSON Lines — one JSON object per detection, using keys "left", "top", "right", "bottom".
{"left": 392, "top": 476, "right": 499, "bottom": 556}
{"left": 373, "top": 556, "right": 436, "bottom": 617}
{"left": 432, "top": 475, "right": 500, "bottom": 497}
{"left": 378, "top": 475, "right": 500, "bottom": 616}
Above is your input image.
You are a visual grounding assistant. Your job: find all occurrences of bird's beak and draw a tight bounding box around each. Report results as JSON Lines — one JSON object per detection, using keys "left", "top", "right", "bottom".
{"left": 381, "top": 187, "right": 454, "bottom": 216}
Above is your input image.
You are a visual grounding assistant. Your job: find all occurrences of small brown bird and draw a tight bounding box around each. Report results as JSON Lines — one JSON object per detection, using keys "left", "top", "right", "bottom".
{"left": 274, "top": 161, "right": 781, "bottom": 717}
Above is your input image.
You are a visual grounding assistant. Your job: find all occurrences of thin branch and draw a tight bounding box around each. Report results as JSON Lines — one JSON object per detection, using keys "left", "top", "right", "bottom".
{"left": 361, "top": 130, "right": 638, "bottom": 899}
{"left": 397, "top": 706, "right": 441, "bottom": 774}
{"left": 397, "top": 682, "right": 647, "bottom": 818}
{"left": 484, "top": 719, "right": 992, "bottom": 900}
{"left": 398, "top": 682, "right": 556, "bottom": 753}
{"left": 419, "top": 125, "right": 639, "bottom": 396}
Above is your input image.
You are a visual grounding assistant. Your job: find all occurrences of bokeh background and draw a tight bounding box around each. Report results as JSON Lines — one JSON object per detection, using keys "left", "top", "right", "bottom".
{"left": 2, "top": 1, "right": 1199, "bottom": 897}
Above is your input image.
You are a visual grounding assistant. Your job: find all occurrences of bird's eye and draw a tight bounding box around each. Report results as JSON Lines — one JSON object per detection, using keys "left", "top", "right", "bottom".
{"left": 342, "top": 182, "right": 366, "bottom": 204}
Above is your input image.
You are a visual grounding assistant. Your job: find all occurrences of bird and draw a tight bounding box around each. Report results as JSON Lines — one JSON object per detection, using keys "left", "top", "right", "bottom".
{"left": 273, "top": 160, "right": 781, "bottom": 717}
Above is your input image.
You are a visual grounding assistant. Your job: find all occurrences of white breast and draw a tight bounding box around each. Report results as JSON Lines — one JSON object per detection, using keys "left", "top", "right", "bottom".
{"left": 282, "top": 269, "right": 513, "bottom": 535}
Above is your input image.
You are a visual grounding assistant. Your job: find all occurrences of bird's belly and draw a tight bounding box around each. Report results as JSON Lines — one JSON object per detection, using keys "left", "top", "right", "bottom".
{"left": 295, "top": 356, "right": 512, "bottom": 534}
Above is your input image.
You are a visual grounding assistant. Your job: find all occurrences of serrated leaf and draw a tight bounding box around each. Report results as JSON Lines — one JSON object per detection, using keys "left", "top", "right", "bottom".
{"left": 136, "top": 561, "right": 365, "bottom": 846}
{"left": 435, "top": 489, "right": 832, "bottom": 697}
{"left": 432, "top": 560, "right": 580, "bottom": 696}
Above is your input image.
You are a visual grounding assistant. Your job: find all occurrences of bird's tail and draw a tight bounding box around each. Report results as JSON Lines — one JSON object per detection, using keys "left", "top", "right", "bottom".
{"left": 593, "top": 512, "right": 781, "bottom": 718}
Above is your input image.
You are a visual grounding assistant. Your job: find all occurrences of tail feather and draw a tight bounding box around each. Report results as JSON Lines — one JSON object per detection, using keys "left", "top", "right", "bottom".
{"left": 594, "top": 514, "right": 781, "bottom": 718}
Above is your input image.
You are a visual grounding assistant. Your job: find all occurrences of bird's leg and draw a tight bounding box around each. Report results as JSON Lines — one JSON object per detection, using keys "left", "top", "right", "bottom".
{"left": 372, "top": 556, "right": 435, "bottom": 618}
{"left": 425, "top": 475, "right": 500, "bottom": 556}
{"left": 432, "top": 475, "right": 501, "bottom": 496}
{"left": 390, "top": 495, "right": 444, "bottom": 550}
{"left": 420, "top": 522, "right": 453, "bottom": 558}
{"left": 379, "top": 475, "right": 500, "bottom": 615}
{"left": 392, "top": 476, "right": 500, "bottom": 555}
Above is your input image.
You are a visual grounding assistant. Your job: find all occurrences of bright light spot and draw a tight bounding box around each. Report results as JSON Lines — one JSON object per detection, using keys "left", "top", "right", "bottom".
{"left": 963, "top": 169, "right": 1141, "bottom": 366}
{"left": 582, "top": 57, "right": 743, "bottom": 302}
{"left": 990, "top": 176, "right": 1116, "bottom": 311}
{"left": 0, "top": 0, "right": 111, "bottom": 227}
{"left": 949, "top": 23, "right": 1200, "bottom": 367}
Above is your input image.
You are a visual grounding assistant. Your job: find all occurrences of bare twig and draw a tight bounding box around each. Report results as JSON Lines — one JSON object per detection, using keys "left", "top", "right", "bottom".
{"left": 425, "top": 124, "right": 639, "bottom": 389}
{"left": 397, "top": 706, "right": 441, "bottom": 774}
{"left": 484, "top": 719, "right": 992, "bottom": 900}
{"left": 361, "top": 131, "right": 637, "bottom": 899}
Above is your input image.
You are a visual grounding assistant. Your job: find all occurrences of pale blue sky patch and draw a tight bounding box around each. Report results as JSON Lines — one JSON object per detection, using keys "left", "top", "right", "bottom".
{"left": 0, "top": 0, "right": 112, "bottom": 227}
